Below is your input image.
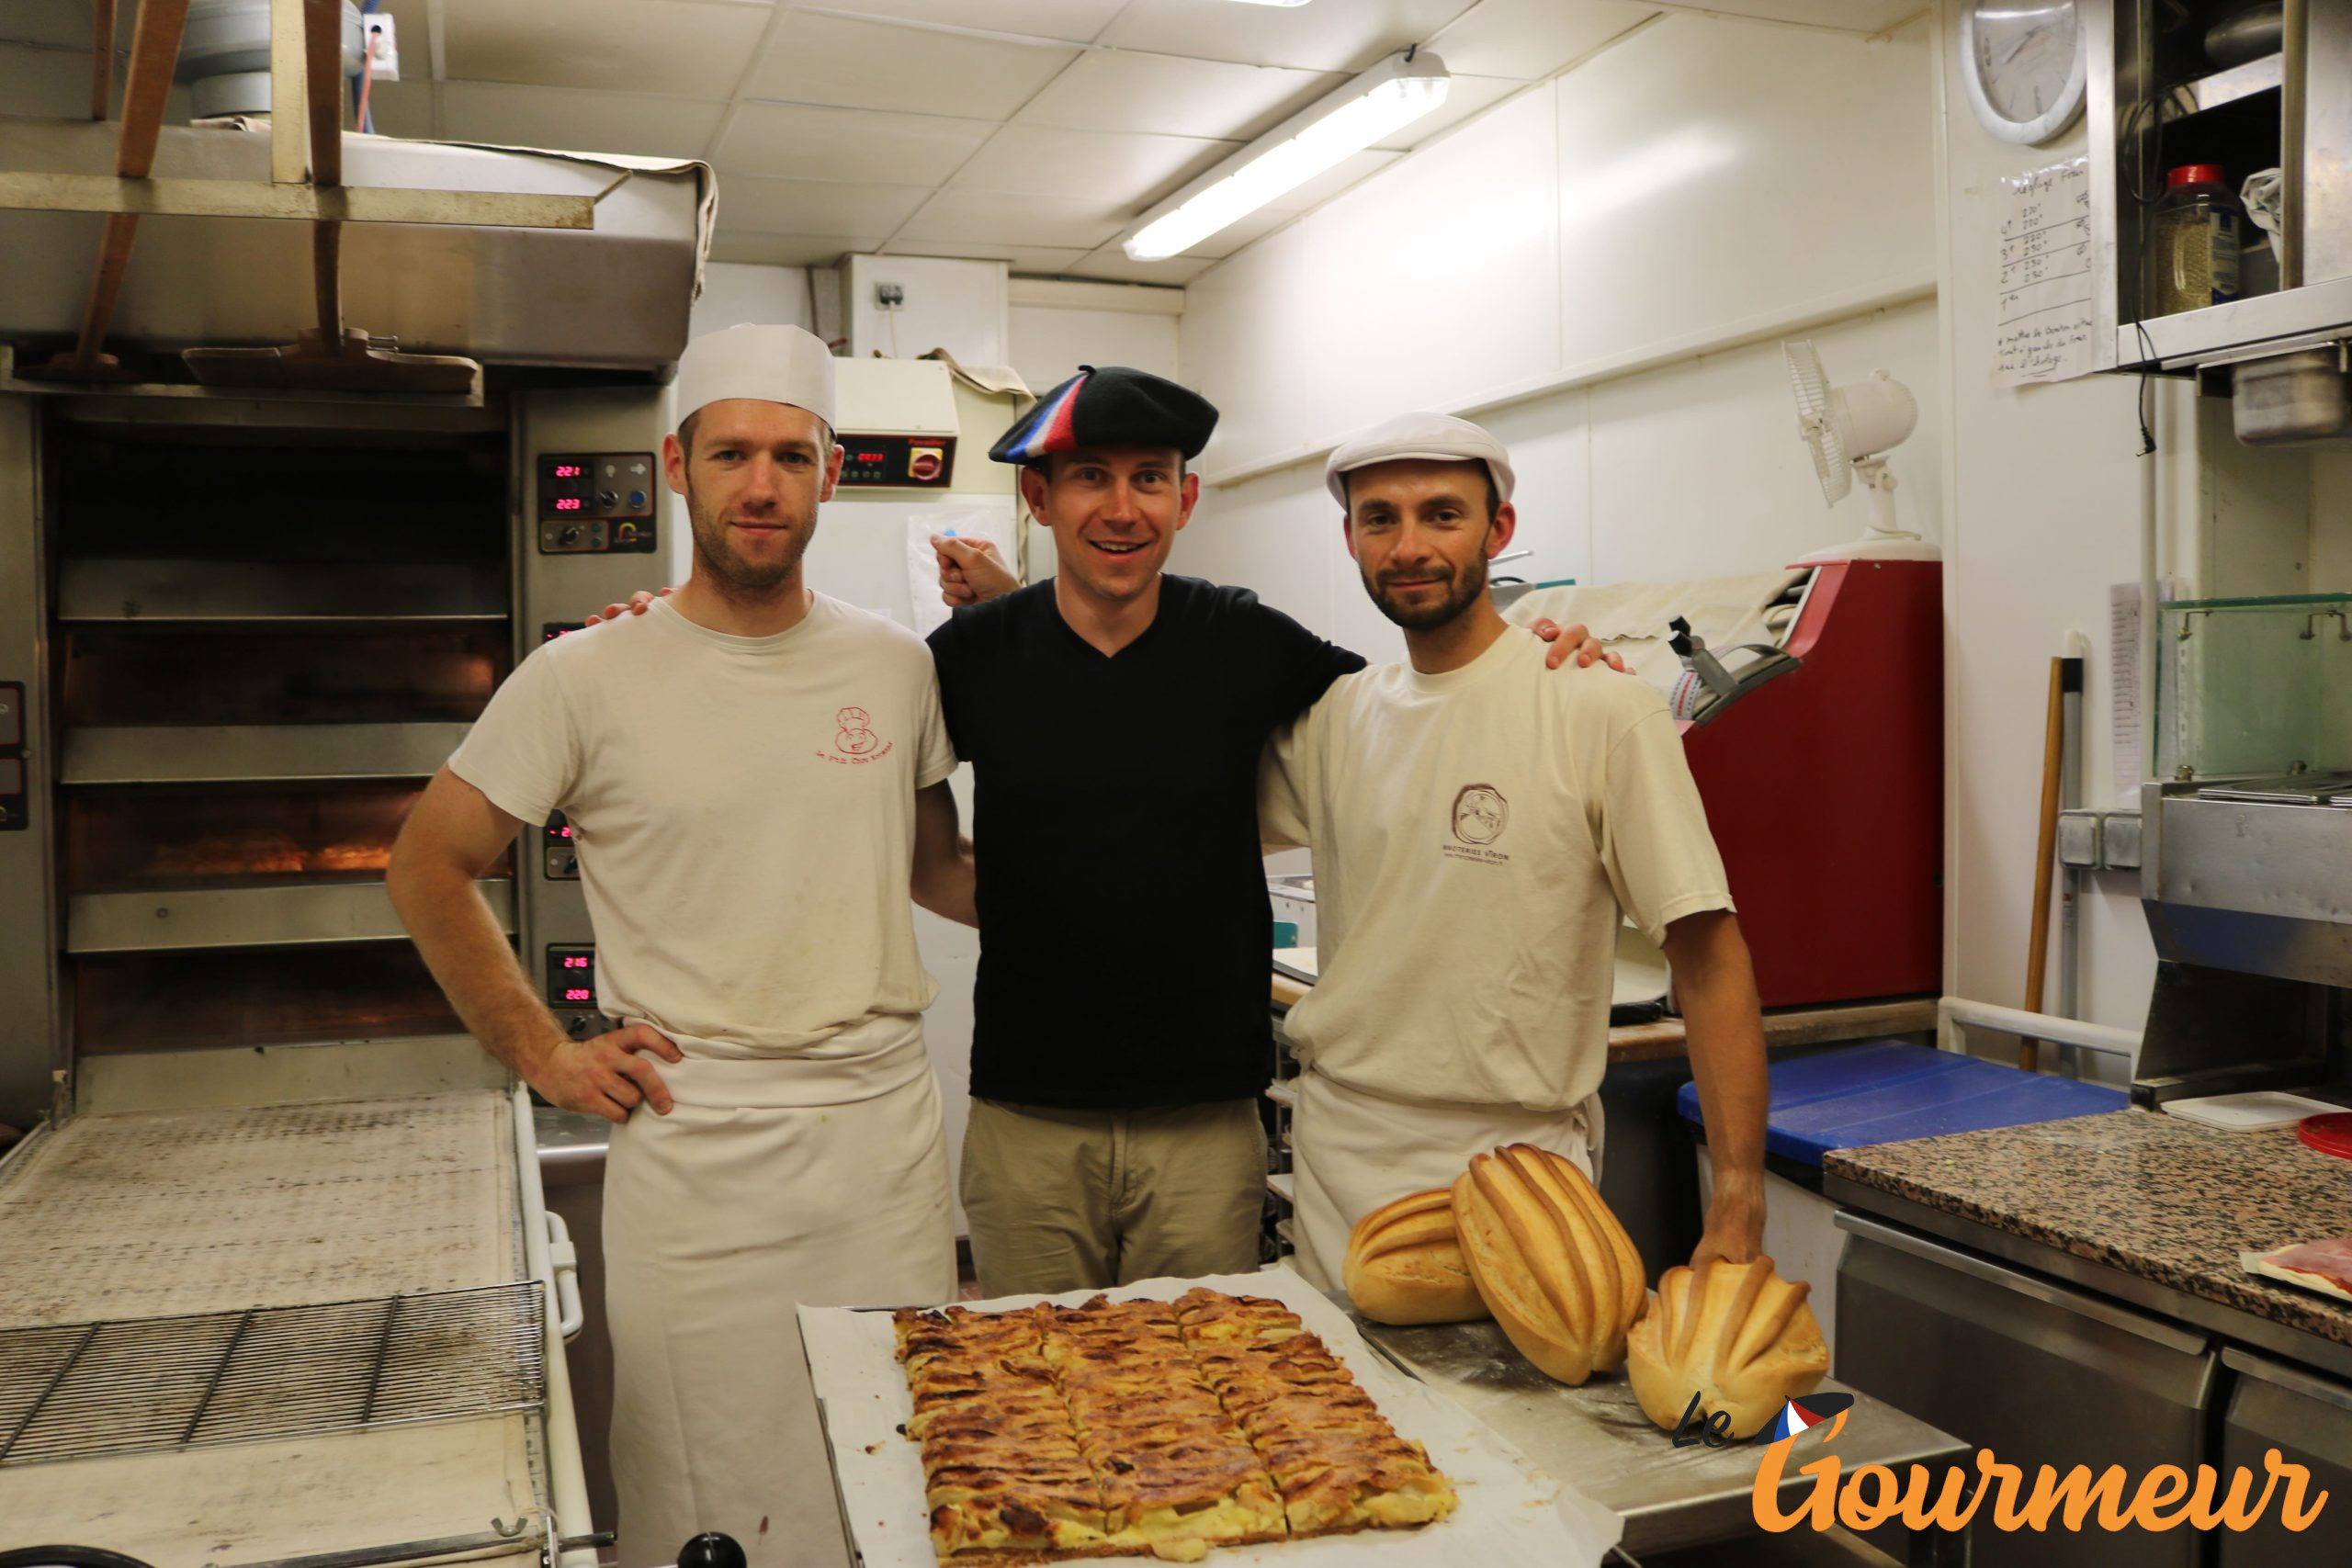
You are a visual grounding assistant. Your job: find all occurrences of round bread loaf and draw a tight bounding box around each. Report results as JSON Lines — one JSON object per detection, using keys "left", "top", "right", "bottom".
{"left": 1626, "top": 1256, "right": 1828, "bottom": 1439}
{"left": 1451, "top": 1144, "right": 1645, "bottom": 1384}
{"left": 1341, "top": 1188, "right": 1489, "bottom": 1325}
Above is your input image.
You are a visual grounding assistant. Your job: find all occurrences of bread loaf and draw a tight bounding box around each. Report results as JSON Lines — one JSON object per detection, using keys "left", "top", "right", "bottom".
{"left": 1626, "top": 1257, "right": 1828, "bottom": 1439}
{"left": 1341, "top": 1189, "right": 1490, "bottom": 1325}
{"left": 1450, "top": 1144, "right": 1645, "bottom": 1384}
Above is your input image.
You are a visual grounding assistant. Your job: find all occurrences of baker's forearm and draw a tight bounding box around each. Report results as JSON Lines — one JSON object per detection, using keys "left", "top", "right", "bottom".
{"left": 910, "top": 781, "right": 978, "bottom": 927}
{"left": 912, "top": 840, "right": 978, "bottom": 926}
{"left": 1663, "top": 911, "right": 1769, "bottom": 1261}
{"left": 390, "top": 859, "right": 565, "bottom": 1079}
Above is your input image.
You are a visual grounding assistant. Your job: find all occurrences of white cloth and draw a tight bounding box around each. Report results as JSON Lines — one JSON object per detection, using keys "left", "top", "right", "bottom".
{"left": 605, "top": 1014, "right": 956, "bottom": 1568}
{"left": 675, "top": 321, "right": 836, "bottom": 429}
{"left": 1288, "top": 1068, "right": 1601, "bottom": 1292}
{"left": 1259, "top": 627, "right": 1732, "bottom": 1112}
{"left": 1502, "top": 570, "right": 1805, "bottom": 692}
{"left": 449, "top": 593, "right": 956, "bottom": 1054}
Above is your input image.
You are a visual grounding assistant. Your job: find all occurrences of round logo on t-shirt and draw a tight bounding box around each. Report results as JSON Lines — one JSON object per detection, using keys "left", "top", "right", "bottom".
{"left": 1452, "top": 783, "right": 1510, "bottom": 845}
{"left": 835, "top": 705, "right": 880, "bottom": 756}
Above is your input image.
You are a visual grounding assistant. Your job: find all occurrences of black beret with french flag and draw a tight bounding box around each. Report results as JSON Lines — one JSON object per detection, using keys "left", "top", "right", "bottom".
{"left": 988, "top": 365, "right": 1219, "bottom": 465}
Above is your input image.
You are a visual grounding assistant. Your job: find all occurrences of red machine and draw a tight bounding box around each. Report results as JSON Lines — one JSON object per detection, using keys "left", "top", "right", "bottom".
{"left": 1677, "top": 558, "right": 1942, "bottom": 1008}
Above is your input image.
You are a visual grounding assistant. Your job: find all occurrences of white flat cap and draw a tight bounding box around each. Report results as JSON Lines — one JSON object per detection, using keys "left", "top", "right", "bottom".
{"left": 1325, "top": 412, "right": 1516, "bottom": 510}
{"left": 674, "top": 322, "right": 836, "bottom": 432}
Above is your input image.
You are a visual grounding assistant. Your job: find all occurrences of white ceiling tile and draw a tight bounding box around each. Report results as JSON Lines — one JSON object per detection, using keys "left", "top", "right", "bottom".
{"left": 1063, "top": 250, "right": 1217, "bottom": 287}
{"left": 895, "top": 188, "right": 1126, "bottom": 251}
{"left": 948, "top": 125, "right": 1235, "bottom": 204}
{"left": 434, "top": 81, "right": 724, "bottom": 159}
{"left": 708, "top": 232, "right": 876, "bottom": 267}
{"left": 1372, "top": 73, "right": 1524, "bottom": 150}
{"left": 714, "top": 103, "right": 997, "bottom": 184}
{"left": 887, "top": 240, "right": 1101, "bottom": 279}
{"left": 1099, "top": 0, "right": 1480, "bottom": 73}
{"left": 1013, "top": 51, "right": 1344, "bottom": 141}
{"left": 719, "top": 175, "right": 935, "bottom": 235}
{"left": 798, "top": 1, "right": 1130, "bottom": 43}
{"left": 1648, "top": 0, "right": 1925, "bottom": 32}
{"left": 444, "top": 0, "right": 773, "bottom": 97}
{"left": 745, "top": 12, "right": 1080, "bottom": 119}
{"left": 1425, "top": 0, "right": 1660, "bottom": 81}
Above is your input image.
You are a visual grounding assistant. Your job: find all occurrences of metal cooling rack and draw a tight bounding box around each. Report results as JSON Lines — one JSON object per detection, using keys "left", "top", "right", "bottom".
{"left": 0, "top": 1280, "right": 544, "bottom": 1467}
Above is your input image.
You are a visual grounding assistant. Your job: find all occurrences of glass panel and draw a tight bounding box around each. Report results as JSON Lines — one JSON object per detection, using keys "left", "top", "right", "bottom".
{"left": 2157, "top": 594, "right": 2352, "bottom": 779}
{"left": 62, "top": 781, "right": 511, "bottom": 893}
{"left": 61, "top": 627, "right": 508, "bottom": 726}
{"left": 73, "top": 944, "right": 464, "bottom": 1055}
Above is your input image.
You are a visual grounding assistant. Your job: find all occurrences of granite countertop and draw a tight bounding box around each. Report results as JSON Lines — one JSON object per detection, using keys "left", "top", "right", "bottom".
{"left": 1826, "top": 1107, "right": 2352, "bottom": 1347}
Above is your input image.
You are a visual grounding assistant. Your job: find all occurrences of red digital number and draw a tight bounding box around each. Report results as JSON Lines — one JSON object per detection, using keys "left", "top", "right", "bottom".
{"left": 554, "top": 463, "right": 584, "bottom": 478}
{"left": 554, "top": 497, "right": 583, "bottom": 512}
{"left": 564, "top": 987, "right": 593, "bottom": 1002}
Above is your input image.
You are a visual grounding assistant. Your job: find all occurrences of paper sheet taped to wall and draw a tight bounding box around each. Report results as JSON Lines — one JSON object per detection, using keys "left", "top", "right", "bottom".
{"left": 1995, "top": 159, "right": 2097, "bottom": 387}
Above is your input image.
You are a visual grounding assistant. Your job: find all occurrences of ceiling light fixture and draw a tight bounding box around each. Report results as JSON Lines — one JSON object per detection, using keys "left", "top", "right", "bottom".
{"left": 1122, "top": 49, "right": 1450, "bottom": 260}
{"left": 1226, "top": 1, "right": 1316, "bottom": 7}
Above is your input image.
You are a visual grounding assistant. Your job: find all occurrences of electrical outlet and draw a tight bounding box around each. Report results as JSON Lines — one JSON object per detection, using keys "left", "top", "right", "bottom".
{"left": 876, "top": 282, "right": 906, "bottom": 308}
{"left": 365, "top": 13, "right": 400, "bottom": 81}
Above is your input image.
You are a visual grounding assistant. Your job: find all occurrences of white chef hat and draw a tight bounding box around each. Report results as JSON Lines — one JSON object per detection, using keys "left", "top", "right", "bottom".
{"left": 1325, "top": 412, "right": 1516, "bottom": 511}
{"left": 674, "top": 322, "right": 836, "bottom": 433}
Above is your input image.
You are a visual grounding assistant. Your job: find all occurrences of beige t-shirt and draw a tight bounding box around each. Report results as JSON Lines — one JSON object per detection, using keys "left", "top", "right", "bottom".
{"left": 449, "top": 594, "right": 956, "bottom": 1055}
{"left": 1259, "top": 627, "right": 1733, "bottom": 1111}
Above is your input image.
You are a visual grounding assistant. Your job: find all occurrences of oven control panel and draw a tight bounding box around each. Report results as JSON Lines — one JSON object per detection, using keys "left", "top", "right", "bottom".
{"left": 0, "top": 682, "right": 23, "bottom": 832}
{"left": 537, "top": 453, "right": 659, "bottom": 554}
{"left": 544, "top": 812, "right": 579, "bottom": 879}
{"left": 836, "top": 434, "right": 956, "bottom": 489}
{"left": 547, "top": 943, "right": 597, "bottom": 1006}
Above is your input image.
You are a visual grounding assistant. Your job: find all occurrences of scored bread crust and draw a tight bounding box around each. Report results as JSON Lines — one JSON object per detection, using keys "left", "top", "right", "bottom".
{"left": 1624, "top": 1256, "right": 1828, "bottom": 1439}
{"left": 1450, "top": 1144, "right": 1646, "bottom": 1384}
{"left": 1341, "top": 1189, "right": 1490, "bottom": 1326}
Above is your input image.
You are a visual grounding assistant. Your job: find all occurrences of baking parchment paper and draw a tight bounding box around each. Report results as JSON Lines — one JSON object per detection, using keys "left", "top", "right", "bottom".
{"left": 798, "top": 1268, "right": 1622, "bottom": 1568}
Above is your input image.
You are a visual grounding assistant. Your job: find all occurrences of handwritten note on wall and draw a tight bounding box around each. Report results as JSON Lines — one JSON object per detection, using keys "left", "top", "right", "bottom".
{"left": 1996, "top": 158, "right": 2096, "bottom": 386}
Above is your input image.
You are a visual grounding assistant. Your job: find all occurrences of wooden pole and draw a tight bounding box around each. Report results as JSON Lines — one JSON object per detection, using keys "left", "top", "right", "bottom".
{"left": 71, "top": 0, "right": 193, "bottom": 370}
{"left": 303, "top": 0, "right": 345, "bottom": 348}
{"left": 90, "top": 0, "right": 117, "bottom": 121}
{"left": 2020, "top": 658, "right": 2066, "bottom": 1073}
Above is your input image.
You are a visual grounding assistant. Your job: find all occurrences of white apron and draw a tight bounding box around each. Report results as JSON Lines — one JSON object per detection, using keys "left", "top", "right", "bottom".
{"left": 1289, "top": 1066, "right": 1603, "bottom": 1292}
{"left": 604, "top": 1014, "right": 956, "bottom": 1568}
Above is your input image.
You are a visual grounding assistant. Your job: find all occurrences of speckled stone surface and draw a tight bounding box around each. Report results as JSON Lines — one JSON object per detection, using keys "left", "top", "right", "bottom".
{"left": 1826, "top": 1107, "right": 2352, "bottom": 1346}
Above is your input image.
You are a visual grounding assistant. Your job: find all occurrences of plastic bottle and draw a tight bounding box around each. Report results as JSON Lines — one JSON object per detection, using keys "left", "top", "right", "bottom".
{"left": 2148, "top": 164, "right": 2242, "bottom": 316}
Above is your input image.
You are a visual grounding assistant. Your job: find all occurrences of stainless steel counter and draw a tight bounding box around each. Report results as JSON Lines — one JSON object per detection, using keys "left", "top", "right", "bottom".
{"left": 1350, "top": 1313, "right": 1969, "bottom": 1562}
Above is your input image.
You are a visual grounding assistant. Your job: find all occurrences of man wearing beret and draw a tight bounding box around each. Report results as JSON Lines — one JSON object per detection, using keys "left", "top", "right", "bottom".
{"left": 1255, "top": 412, "right": 1770, "bottom": 1287}
{"left": 393, "top": 323, "right": 971, "bottom": 1568}
{"left": 929, "top": 369, "right": 1611, "bottom": 1295}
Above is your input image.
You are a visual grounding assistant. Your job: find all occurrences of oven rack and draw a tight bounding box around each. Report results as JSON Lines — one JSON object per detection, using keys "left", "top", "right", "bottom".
{"left": 0, "top": 1280, "right": 545, "bottom": 1467}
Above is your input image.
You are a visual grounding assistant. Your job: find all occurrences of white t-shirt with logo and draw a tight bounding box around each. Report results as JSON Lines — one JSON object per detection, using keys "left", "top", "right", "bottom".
{"left": 1259, "top": 627, "right": 1733, "bottom": 1112}
{"left": 449, "top": 594, "right": 956, "bottom": 1055}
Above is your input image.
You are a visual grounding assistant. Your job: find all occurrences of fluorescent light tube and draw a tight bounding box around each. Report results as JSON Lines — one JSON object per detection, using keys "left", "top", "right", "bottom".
{"left": 1227, "top": 1, "right": 1316, "bottom": 7}
{"left": 1123, "top": 51, "right": 1450, "bottom": 261}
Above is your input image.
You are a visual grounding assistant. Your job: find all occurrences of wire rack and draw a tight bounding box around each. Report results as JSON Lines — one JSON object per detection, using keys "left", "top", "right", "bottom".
{"left": 0, "top": 1280, "right": 545, "bottom": 1467}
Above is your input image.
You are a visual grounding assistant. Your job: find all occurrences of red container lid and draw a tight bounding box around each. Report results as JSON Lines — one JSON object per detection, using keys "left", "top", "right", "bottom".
{"left": 2167, "top": 164, "right": 2227, "bottom": 188}
{"left": 2298, "top": 1112, "right": 2352, "bottom": 1160}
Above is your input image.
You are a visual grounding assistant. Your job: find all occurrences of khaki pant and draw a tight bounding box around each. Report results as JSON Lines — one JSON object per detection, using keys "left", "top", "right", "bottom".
{"left": 961, "top": 1097, "right": 1268, "bottom": 1296}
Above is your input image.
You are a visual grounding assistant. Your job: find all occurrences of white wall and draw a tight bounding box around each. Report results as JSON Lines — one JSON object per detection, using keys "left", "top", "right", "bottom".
{"left": 1007, "top": 302, "right": 1180, "bottom": 400}
{"left": 1174, "top": 11, "right": 1939, "bottom": 671}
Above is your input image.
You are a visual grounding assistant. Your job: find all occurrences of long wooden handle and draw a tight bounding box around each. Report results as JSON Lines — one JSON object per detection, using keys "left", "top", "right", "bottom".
{"left": 74, "top": 0, "right": 193, "bottom": 368}
{"left": 2020, "top": 657, "right": 2065, "bottom": 1073}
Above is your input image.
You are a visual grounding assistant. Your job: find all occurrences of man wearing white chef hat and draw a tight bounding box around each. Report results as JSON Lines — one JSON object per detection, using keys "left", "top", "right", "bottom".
{"left": 390, "top": 322, "right": 971, "bottom": 1568}
{"left": 1257, "top": 411, "right": 1771, "bottom": 1288}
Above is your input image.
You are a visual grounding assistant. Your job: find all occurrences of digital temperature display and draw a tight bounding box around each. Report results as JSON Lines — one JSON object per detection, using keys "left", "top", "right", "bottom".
{"left": 553, "top": 463, "right": 584, "bottom": 478}
{"left": 545, "top": 944, "right": 597, "bottom": 1009}
{"left": 553, "top": 497, "right": 583, "bottom": 512}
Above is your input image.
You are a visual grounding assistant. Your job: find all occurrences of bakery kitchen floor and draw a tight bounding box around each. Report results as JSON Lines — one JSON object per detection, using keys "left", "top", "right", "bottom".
{"left": 1626, "top": 1525, "right": 1901, "bottom": 1567}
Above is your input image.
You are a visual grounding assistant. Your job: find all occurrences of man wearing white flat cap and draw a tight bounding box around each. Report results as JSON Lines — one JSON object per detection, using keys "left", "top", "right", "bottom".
{"left": 390, "top": 322, "right": 969, "bottom": 1568}
{"left": 1256, "top": 412, "right": 1771, "bottom": 1290}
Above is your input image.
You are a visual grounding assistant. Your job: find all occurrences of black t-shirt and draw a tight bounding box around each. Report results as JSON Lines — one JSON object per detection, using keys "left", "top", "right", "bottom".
{"left": 927, "top": 574, "right": 1364, "bottom": 1108}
